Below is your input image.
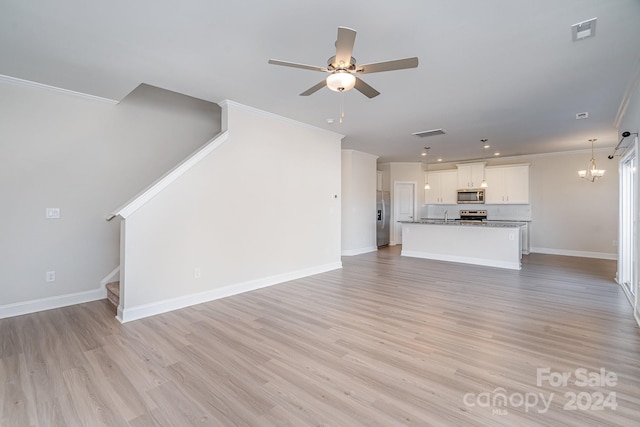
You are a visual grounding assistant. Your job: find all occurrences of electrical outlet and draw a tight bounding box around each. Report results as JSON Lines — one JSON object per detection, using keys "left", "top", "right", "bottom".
{"left": 612, "top": 240, "right": 618, "bottom": 247}
{"left": 194, "top": 267, "right": 201, "bottom": 279}
{"left": 46, "top": 208, "right": 60, "bottom": 219}
{"left": 509, "top": 233, "right": 515, "bottom": 241}
{"left": 46, "top": 271, "right": 56, "bottom": 282}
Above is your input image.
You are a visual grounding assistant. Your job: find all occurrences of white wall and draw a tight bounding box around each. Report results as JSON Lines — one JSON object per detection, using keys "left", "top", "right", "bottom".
{"left": 0, "top": 79, "right": 221, "bottom": 316}
{"left": 527, "top": 151, "right": 617, "bottom": 257}
{"left": 377, "top": 163, "right": 391, "bottom": 191}
{"left": 118, "top": 101, "right": 343, "bottom": 321}
{"left": 342, "top": 149, "right": 378, "bottom": 256}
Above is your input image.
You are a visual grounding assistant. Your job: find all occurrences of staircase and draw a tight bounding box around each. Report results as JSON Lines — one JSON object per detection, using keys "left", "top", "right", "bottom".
{"left": 106, "top": 281, "right": 120, "bottom": 308}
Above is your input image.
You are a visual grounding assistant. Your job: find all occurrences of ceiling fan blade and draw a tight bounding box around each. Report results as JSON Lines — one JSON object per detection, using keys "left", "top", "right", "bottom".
{"left": 334, "top": 27, "right": 357, "bottom": 66}
{"left": 268, "top": 59, "right": 328, "bottom": 72}
{"left": 356, "top": 57, "right": 419, "bottom": 74}
{"left": 300, "top": 80, "right": 327, "bottom": 96}
{"left": 354, "top": 77, "right": 380, "bottom": 98}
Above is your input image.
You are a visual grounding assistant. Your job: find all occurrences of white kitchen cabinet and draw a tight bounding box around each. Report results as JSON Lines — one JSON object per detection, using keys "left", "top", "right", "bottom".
{"left": 485, "top": 164, "right": 530, "bottom": 204}
{"left": 424, "top": 170, "right": 457, "bottom": 204}
{"left": 457, "top": 162, "right": 486, "bottom": 189}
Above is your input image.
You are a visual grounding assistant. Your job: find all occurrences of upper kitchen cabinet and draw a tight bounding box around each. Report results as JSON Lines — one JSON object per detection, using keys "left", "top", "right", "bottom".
{"left": 485, "top": 164, "right": 530, "bottom": 204}
{"left": 424, "top": 170, "right": 457, "bottom": 204}
{"left": 457, "top": 162, "right": 486, "bottom": 189}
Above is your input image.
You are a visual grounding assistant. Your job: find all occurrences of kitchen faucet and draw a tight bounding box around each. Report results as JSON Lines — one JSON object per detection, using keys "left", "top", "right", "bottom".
{"left": 444, "top": 209, "right": 448, "bottom": 223}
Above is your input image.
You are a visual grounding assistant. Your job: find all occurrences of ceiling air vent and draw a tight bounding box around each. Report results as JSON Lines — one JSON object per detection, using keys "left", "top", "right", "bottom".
{"left": 572, "top": 18, "right": 597, "bottom": 42}
{"left": 412, "top": 129, "right": 446, "bottom": 138}
{"left": 576, "top": 112, "right": 589, "bottom": 120}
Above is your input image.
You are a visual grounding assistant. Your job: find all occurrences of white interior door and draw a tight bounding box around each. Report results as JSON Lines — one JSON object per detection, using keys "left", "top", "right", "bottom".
{"left": 394, "top": 182, "right": 415, "bottom": 244}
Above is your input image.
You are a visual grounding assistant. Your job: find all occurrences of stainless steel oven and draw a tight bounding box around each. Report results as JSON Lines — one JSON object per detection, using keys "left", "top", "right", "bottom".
{"left": 457, "top": 189, "right": 485, "bottom": 204}
{"left": 459, "top": 209, "right": 487, "bottom": 222}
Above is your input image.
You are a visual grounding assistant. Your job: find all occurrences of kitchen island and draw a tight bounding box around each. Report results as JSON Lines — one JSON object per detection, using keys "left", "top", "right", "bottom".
{"left": 401, "top": 221, "right": 522, "bottom": 270}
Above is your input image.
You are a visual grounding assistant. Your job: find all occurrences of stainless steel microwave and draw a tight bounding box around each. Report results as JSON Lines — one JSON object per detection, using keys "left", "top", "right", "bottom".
{"left": 457, "top": 189, "right": 485, "bottom": 204}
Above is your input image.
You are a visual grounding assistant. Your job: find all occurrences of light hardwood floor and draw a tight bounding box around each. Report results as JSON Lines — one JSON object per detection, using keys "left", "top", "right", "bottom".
{"left": 1, "top": 247, "right": 639, "bottom": 426}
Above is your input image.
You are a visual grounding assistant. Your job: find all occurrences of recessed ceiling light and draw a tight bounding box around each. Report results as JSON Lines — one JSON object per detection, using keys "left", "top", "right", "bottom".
{"left": 437, "top": 158, "right": 443, "bottom": 162}
{"left": 326, "top": 118, "right": 335, "bottom": 124}
{"left": 421, "top": 152, "right": 427, "bottom": 156}
{"left": 494, "top": 152, "right": 501, "bottom": 156}
{"left": 572, "top": 17, "right": 597, "bottom": 42}
{"left": 576, "top": 112, "right": 589, "bottom": 120}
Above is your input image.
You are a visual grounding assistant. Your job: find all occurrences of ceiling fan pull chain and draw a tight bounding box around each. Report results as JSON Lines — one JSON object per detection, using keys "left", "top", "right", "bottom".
{"left": 339, "top": 92, "right": 345, "bottom": 123}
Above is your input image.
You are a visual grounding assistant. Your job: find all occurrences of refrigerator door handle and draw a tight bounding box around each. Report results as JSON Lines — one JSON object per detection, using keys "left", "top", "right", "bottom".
{"left": 381, "top": 197, "right": 386, "bottom": 229}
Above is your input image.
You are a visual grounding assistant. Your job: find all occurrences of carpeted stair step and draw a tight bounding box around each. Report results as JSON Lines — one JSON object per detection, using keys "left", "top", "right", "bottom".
{"left": 106, "top": 281, "right": 120, "bottom": 308}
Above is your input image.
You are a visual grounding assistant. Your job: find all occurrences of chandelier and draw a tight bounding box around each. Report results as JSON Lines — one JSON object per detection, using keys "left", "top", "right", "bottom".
{"left": 578, "top": 138, "right": 605, "bottom": 182}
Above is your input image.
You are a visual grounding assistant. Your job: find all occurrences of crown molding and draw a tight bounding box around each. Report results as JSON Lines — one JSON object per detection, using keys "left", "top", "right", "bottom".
{"left": 614, "top": 52, "right": 640, "bottom": 129}
{"left": 0, "top": 74, "right": 119, "bottom": 105}
{"left": 396, "top": 147, "right": 614, "bottom": 170}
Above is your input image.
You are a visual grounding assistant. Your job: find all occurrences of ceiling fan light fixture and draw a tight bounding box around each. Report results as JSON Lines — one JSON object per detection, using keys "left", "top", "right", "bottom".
{"left": 326, "top": 71, "right": 356, "bottom": 92}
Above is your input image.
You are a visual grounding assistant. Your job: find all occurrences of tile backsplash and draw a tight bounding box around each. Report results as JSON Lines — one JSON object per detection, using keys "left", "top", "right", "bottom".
{"left": 422, "top": 204, "right": 532, "bottom": 221}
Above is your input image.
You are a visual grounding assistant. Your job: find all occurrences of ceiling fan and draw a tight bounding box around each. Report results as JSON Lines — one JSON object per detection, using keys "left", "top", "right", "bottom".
{"left": 268, "top": 27, "right": 418, "bottom": 99}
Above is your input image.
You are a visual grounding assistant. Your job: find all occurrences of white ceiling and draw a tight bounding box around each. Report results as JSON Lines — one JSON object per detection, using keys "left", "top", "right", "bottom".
{"left": 2, "top": 0, "right": 639, "bottom": 163}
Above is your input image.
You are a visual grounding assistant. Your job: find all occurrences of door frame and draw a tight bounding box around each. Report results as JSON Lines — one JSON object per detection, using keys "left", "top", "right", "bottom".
{"left": 617, "top": 136, "right": 639, "bottom": 326}
{"left": 392, "top": 181, "right": 418, "bottom": 245}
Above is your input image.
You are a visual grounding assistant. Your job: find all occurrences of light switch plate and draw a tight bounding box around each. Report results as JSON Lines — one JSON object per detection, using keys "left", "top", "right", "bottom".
{"left": 46, "top": 271, "right": 56, "bottom": 282}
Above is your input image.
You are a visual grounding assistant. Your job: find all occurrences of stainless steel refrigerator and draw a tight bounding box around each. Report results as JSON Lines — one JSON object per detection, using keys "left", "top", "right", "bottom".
{"left": 376, "top": 191, "right": 390, "bottom": 248}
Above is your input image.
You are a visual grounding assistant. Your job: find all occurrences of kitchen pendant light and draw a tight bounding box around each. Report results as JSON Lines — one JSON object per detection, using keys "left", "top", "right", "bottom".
{"left": 480, "top": 139, "right": 489, "bottom": 188}
{"left": 423, "top": 147, "right": 431, "bottom": 190}
{"left": 578, "top": 138, "right": 605, "bottom": 182}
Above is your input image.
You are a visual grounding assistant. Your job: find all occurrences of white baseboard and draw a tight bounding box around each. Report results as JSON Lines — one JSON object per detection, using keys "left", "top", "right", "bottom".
{"left": 0, "top": 288, "right": 107, "bottom": 319}
{"left": 118, "top": 261, "right": 343, "bottom": 323}
{"left": 530, "top": 247, "right": 617, "bottom": 260}
{"left": 341, "top": 246, "right": 377, "bottom": 256}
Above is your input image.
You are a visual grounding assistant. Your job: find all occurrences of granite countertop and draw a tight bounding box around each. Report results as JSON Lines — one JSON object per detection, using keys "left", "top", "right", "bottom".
{"left": 402, "top": 219, "right": 524, "bottom": 228}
